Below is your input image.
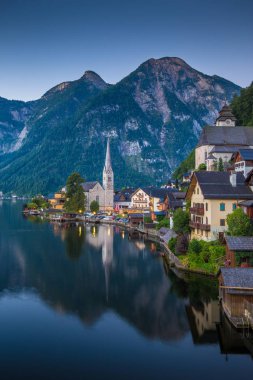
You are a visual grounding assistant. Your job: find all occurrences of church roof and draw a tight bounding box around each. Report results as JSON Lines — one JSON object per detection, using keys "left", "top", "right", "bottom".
{"left": 81, "top": 181, "right": 99, "bottom": 191}
{"left": 197, "top": 126, "right": 253, "bottom": 147}
{"left": 104, "top": 138, "right": 112, "bottom": 171}
{"left": 215, "top": 104, "right": 237, "bottom": 122}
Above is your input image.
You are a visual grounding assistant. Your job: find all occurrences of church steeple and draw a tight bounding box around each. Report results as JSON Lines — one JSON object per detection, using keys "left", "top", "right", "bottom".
{"left": 104, "top": 138, "right": 112, "bottom": 172}
{"left": 103, "top": 138, "right": 114, "bottom": 203}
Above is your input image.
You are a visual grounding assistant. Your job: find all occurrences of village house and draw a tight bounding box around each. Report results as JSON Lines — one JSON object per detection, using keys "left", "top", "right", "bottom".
{"left": 130, "top": 187, "right": 182, "bottom": 219}
{"left": 186, "top": 171, "right": 253, "bottom": 241}
{"left": 231, "top": 149, "right": 253, "bottom": 177}
{"left": 49, "top": 191, "right": 66, "bottom": 210}
{"left": 114, "top": 188, "right": 135, "bottom": 211}
{"left": 225, "top": 236, "right": 253, "bottom": 268}
{"left": 195, "top": 104, "right": 253, "bottom": 170}
{"left": 219, "top": 268, "right": 253, "bottom": 328}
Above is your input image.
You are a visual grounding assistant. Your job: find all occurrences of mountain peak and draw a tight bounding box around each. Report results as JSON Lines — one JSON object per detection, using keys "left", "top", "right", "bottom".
{"left": 81, "top": 70, "right": 108, "bottom": 88}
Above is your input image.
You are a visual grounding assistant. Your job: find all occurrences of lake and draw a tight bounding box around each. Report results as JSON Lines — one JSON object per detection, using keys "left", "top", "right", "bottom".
{"left": 0, "top": 200, "right": 252, "bottom": 379}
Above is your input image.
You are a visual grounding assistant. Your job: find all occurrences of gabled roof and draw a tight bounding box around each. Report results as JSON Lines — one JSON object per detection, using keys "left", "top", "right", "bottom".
{"left": 215, "top": 105, "right": 237, "bottom": 122}
{"left": 197, "top": 126, "right": 253, "bottom": 147}
{"left": 236, "top": 149, "right": 253, "bottom": 161}
{"left": 220, "top": 268, "right": 253, "bottom": 292}
{"left": 81, "top": 181, "right": 100, "bottom": 191}
{"left": 131, "top": 187, "right": 177, "bottom": 200}
{"left": 187, "top": 171, "right": 253, "bottom": 200}
{"left": 226, "top": 236, "right": 253, "bottom": 251}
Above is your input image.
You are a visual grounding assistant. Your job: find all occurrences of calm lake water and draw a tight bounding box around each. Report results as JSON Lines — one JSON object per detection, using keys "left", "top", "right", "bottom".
{"left": 0, "top": 200, "right": 252, "bottom": 379}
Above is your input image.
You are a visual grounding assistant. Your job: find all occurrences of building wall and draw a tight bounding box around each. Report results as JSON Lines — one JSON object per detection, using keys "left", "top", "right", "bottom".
{"left": 131, "top": 189, "right": 150, "bottom": 209}
{"left": 190, "top": 183, "right": 244, "bottom": 241}
{"left": 85, "top": 183, "right": 106, "bottom": 211}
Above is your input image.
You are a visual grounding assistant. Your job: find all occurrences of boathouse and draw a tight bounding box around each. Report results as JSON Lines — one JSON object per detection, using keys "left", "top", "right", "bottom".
{"left": 219, "top": 268, "right": 253, "bottom": 328}
{"left": 225, "top": 236, "right": 253, "bottom": 267}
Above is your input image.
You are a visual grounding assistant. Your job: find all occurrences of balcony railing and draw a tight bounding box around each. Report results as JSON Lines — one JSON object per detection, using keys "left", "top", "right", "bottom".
{"left": 190, "top": 207, "right": 204, "bottom": 216}
{"left": 189, "top": 221, "right": 210, "bottom": 231}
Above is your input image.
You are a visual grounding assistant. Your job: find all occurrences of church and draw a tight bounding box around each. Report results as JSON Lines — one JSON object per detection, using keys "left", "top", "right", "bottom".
{"left": 195, "top": 104, "right": 253, "bottom": 171}
{"left": 82, "top": 139, "right": 114, "bottom": 212}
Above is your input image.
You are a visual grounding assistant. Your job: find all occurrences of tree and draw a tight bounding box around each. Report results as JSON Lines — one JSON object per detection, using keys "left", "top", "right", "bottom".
{"left": 173, "top": 208, "right": 190, "bottom": 234}
{"left": 90, "top": 200, "right": 99, "bottom": 213}
{"left": 64, "top": 172, "right": 85, "bottom": 213}
{"left": 218, "top": 158, "right": 224, "bottom": 172}
{"left": 197, "top": 163, "right": 206, "bottom": 171}
{"left": 227, "top": 208, "right": 253, "bottom": 236}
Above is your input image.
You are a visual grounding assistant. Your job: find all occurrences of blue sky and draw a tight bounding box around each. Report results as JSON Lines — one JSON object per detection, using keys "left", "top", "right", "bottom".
{"left": 0, "top": 0, "right": 252, "bottom": 101}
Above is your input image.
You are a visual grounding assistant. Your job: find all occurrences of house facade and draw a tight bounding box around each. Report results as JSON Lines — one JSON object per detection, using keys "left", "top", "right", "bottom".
{"left": 195, "top": 105, "right": 253, "bottom": 170}
{"left": 186, "top": 172, "right": 253, "bottom": 241}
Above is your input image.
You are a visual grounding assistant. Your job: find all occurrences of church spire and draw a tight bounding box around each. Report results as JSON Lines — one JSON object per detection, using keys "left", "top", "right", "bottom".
{"left": 104, "top": 138, "right": 112, "bottom": 171}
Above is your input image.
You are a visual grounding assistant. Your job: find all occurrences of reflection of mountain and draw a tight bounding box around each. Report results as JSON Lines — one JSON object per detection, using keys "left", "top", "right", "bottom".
{"left": 0, "top": 202, "right": 189, "bottom": 341}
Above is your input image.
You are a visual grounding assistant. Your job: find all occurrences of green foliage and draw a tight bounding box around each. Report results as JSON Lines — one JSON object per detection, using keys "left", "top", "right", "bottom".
{"left": 156, "top": 217, "right": 170, "bottom": 230}
{"left": 185, "top": 239, "right": 225, "bottom": 274}
{"left": 231, "top": 82, "right": 253, "bottom": 126}
{"left": 235, "top": 251, "right": 253, "bottom": 266}
{"left": 227, "top": 208, "right": 253, "bottom": 236}
{"left": 173, "top": 149, "right": 195, "bottom": 180}
{"left": 218, "top": 157, "right": 224, "bottom": 172}
{"left": 90, "top": 200, "right": 99, "bottom": 213}
{"left": 144, "top": 216, "right": 153, "bottom": 223}
{"left": 27, "top": 202, "right": 38, "bottom": 210}
{"left": 64, "top": 172, "right": 85, "bottom": 213}
{"left": 173, "top": 208, "right": 190, "bottom": 234}
{"left": 197, "top": 163, "right": 206, "bottom": 171}
{"left": 168, "top": 237, "right": 177, "bottom": 253}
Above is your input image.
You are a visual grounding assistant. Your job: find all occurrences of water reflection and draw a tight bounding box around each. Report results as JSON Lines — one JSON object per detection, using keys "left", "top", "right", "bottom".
{"left": 1, "top": 201, "right": 253, "bottom": 363}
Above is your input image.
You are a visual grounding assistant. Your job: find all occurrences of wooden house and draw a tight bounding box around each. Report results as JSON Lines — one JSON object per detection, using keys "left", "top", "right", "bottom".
{"left": 232, "top": 149, "right": 253, "bottom": 177}
{"left": 225, "top": 236, "right": 253, "bottom": 267}
{"left": 219, "top": 268, "right": 253, "bottom": 328}
{"left": 128, "top": 213, "right": 144, "bottom": 228}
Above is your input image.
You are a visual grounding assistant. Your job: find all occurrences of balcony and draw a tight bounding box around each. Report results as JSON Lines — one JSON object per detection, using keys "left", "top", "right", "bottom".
{"left": 190, "top": 207, "right": 204, "bottom": 216}
{"left": 189, "top": 221, "right": 210, "bottom": 231}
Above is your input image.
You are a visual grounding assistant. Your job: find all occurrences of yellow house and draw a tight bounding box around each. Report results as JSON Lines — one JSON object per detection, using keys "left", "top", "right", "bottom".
{"left": 49, "top": 191, "right": 66, "bottom": 210}
{"left": 186, "top": 171, "right": 253, "bottom": 241}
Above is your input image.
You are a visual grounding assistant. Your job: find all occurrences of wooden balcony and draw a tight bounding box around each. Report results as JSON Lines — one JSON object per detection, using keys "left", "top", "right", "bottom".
{"left": 189, "top": 221, "right": 210, "bottom": 231}
{"left": 190, "top": 207, "right": 204, "bottom": 216}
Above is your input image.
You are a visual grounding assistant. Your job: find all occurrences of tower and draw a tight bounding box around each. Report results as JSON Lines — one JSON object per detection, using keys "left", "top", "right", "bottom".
{"left": 103, "top": 138, "right": 114, "bottom": 210}
{"left": 215, "top": 104, "right": 237, "bottom": 127}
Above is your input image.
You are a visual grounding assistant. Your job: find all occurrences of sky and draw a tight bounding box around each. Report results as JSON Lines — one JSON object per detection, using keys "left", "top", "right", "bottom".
{"left": 0, "top": 0, "right": 252, "bottom": 101}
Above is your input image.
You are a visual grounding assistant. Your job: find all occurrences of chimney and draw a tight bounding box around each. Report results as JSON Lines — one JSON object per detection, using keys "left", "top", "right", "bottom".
{"left": 230, "top": 172, "right": 237, "bottom": 187}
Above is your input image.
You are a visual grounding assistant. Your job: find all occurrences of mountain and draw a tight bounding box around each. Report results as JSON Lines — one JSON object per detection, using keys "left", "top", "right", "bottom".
{"left": 231, "top": 82, "right": 253, "bottom": 126}
{"left": 0, "top": 57, "right": 241, "bottom": 195}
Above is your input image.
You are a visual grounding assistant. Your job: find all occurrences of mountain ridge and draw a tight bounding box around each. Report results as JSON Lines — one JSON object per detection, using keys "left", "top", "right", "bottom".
{"left": 0, "top": 57, "right": 241, "bottom": 194}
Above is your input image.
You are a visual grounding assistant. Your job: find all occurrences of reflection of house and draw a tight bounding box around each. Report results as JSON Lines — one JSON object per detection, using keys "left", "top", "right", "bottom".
{"left": 219, "top": 268, "right": 253, "bottom": 328}
{"left": 186, "top": 171, "right": 253, "bottom": 241}
{"left": 196, "top": 104, "right": 253, "bottom": 170}
{"left": 217, "top": 311, "right": 253, "bottom": 358}
{"left": 49, "top": 191, "right": 66, "bottom": 210}
{"left": 225, "top": 236, "right": 253, "bottom": 267}
{"left": 186, "top": 300, "right": 220, "bottom": 344}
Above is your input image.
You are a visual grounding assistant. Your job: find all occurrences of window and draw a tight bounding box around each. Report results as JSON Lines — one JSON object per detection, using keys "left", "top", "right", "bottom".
{"left": 206, "top": 203, "right": 208, "bottom": 211}
{"left": 96, "top": 195, "right": 99, "bottom": 203}
{"left": 220, "top": 219, "right": 225, "bottom": 226}
{"left": 197, "top": 188, "right": 199, "bottom": 195}
{"left": 206, "top": 217, "right": 208, "bottom": 225}
{"left": 232, "top": 203, "right": 237, "bottom": 210}
{"left": 220, "top": 203, "right": 225, "bottom": 211}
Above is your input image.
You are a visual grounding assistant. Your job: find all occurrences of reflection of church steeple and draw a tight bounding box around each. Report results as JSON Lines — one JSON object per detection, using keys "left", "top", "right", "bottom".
{"left": 102, "top": 225, "right": 114, "bottom": 301}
